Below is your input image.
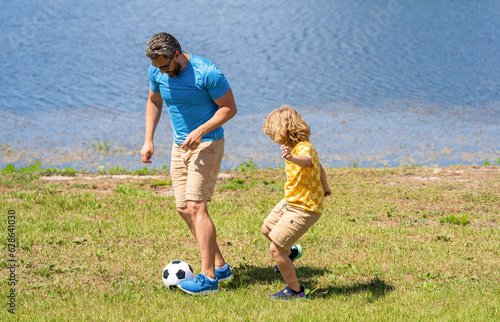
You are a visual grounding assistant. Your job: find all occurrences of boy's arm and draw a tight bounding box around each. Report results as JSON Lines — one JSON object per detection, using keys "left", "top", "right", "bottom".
{"left": 320, "top": 163, "right": 331, "bottom": 196}
{"left": 281, "top": 145, "right": 313, "bottom": 168}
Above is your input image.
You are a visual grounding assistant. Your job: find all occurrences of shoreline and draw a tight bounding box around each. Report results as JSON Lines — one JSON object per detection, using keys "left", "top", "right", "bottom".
{"left": 2, "top": 157, "right": 500, "bottom": 176}
{"left": 3, "top": 164, "right": 499, "bottom": 200}
{"left": 1, "top": 145, "right": 499, "bottom": 172}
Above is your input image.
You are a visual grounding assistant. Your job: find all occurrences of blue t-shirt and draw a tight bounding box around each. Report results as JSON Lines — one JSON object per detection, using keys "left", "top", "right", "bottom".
{"left": 149, "top": 52, "right": 230, "bottom": 144}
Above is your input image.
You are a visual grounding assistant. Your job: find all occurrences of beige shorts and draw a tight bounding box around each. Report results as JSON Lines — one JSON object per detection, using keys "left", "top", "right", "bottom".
{"left": 264, "top": 198, "right": 321, "bottom": 249}
{"left": 170, "top": 138, "right": 224, "bottom": 208}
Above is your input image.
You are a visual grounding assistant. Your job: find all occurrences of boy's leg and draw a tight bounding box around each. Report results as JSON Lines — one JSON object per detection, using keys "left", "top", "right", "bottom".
{"left": 269, "top": 242, "right": 300, "bottom": 291}
{"left": 264, "top": 204, "right": 320, "bottom": 277}
{"left": 262, "top": 224, "right": 292, "bottom": 256}
{"left": 261, "top": 199, "right": 287, "bottom": 242}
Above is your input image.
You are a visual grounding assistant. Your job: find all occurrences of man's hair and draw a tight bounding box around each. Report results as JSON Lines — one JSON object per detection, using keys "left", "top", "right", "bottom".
{"left": 145, "top": 32, "right": 181, "bottom": 59}
{"left": 263, "top": 105, "right": 311, "bottom": 148}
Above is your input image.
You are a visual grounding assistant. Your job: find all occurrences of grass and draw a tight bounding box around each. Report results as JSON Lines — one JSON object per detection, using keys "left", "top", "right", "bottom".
{"left": 439, "top": 214, "right": 470, "bottom": 226}
{"left": 1, "top": 163, "right": 499, "bottom": 320}
{"left": 237, "top": 158, "right": 258, "bottom": 172}
{"left": 93, "top": 140, "right": 111, "bottom": 152}
{"left": 216, "top": 177, "right": 253, "bottom": 191}
{"left": 150, "top": 180, "right": 172, "bottom": 187}
{"left": 483, "top": 158, "right": 500, "bottom": 166}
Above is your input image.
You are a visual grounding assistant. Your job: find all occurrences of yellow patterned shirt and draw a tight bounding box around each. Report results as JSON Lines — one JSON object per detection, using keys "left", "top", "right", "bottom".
{"left": 284, "top": 141, "right": 324, "bottom": 215}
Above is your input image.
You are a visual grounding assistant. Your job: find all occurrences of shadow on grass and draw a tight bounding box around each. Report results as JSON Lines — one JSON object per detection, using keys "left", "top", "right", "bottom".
{"left": 226, "top": 265, "right": 394, "bottom": 301}
{"left": 225, "top": 264, "right": 330, "bottom": 290}
{"left": 309, "top": 277, "right": 395, "bottom": 300}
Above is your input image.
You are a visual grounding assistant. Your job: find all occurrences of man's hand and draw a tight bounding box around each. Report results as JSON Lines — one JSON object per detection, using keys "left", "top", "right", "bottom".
{"left": 141, "top": 141, "right": 154, "bottom": 163}
{"left": 180, "top": 88, "right": 237, "bottom": 151}
{"left": 181, "top": 128, "right": 204, "bottom": 150}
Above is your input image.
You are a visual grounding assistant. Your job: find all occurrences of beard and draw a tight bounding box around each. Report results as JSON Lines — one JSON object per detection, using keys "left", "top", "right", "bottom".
{"left": 167, "top": 61, "right": 182, "bottom": 78}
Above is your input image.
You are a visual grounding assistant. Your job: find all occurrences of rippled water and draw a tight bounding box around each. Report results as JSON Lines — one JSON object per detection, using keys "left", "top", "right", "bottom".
{"left": 1, "top": 0, "right": 499, "bottom": 170}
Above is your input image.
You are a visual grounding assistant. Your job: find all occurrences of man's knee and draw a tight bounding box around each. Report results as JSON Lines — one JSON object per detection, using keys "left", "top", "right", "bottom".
{"left": 261, "top": 224, "right": 271, "bottom": 237}
{"left": 186, "top": 200, "right": 208, "bottom": 217}
{"left": 176, "top": 207, "right": 189, "bottom": 216}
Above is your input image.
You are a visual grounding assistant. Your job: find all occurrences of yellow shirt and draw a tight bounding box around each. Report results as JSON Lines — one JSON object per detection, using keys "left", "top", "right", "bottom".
{"left": 284, "top": 141, "right": 324, "bottom": 215}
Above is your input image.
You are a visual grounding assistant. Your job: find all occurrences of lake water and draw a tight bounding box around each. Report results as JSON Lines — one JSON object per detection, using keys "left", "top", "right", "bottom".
{"left": 1, "top": 0, "right": 499, "bottom": 170}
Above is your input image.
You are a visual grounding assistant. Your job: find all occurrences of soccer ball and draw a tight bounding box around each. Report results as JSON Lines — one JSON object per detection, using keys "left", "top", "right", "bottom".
{"left": 162, "top": 260, "right": 194, "bottom": 288}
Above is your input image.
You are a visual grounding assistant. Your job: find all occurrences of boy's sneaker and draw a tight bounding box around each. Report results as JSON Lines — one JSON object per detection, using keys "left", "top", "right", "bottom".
{"left": 268, "top": 286, "right": 307, "bottom": 300}
{"left": 274, "top": 244, "right": 302, "bottom": 273}
{"left": 177, "top": 273, "right": 218, "bottom": 295}
{"left": 215, "top": 264, "right": 233, "bottom": 283}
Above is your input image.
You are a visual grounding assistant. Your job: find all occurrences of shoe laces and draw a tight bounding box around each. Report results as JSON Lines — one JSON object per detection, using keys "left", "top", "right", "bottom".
{"left": 195, "top": 274, "right": 206, "bottom": 284}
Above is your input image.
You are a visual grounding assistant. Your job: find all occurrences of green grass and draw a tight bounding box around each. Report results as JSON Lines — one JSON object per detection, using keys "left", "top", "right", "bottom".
{"left": 97, "top": 165, "right": 169, "bottom": 175}
{"left": 1, "top": 165, "right": 499, "bottom": 320}
{"left": 150, "top": 179, "right": 172, "bottom": 187}
{"left": 439, "top": 214, "right": 470, "bottom": 226}
{"left": 237, "top": 158, "right": 258, "bottom": 172}
{"left": 93, "top": 140, "right": 111, "bottom": 151}
{"left": 483, "top": 158, "right": 500, "bottom": 166}
{"left": 216, "top": 177, "right": 253, "bottom": 191}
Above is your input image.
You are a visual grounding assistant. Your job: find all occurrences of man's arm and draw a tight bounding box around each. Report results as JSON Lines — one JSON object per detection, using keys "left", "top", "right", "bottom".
{"left": 141, "top": 89, "right": 163, "bottom": 163}
{"left": 181, "top": 88, "right": 237, "bottom": 150}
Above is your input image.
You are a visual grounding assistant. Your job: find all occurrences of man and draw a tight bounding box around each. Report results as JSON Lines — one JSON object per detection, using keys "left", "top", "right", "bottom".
{"left": 141, "top": 32, "right": 237, "bottom": 295}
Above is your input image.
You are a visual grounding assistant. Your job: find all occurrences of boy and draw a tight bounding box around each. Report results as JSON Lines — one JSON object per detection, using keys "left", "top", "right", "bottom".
{"left": 261, "top": 105, "right": 331, "bottom": 300}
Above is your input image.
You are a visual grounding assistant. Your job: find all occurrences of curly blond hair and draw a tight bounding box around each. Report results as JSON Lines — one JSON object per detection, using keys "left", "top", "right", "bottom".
{"left": 263, "top": 105, "right": 311, "bottom": 148}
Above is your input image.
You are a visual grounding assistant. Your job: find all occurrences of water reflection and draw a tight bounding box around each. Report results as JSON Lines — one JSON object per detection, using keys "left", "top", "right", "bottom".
{"left": 0, "top": 0, "right": 499, "bottom": 169}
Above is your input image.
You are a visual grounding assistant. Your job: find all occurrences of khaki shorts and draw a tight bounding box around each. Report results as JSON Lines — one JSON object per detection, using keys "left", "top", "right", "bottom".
{"left": 264, "top": 198, "right": 321, "bottom": 249}
{"left": 170, "top": 138, "right": 224, "bottom": 208}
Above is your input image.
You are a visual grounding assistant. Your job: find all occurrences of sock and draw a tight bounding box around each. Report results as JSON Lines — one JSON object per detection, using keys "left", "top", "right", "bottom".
{"left": 289, "top": 247, "right": 298, "bottom": 260}
{"left": 290, "top": 286, "right": 303, "bottom": 294}
{"left": 215, "top": 263, "right": 228, "bottom": 271}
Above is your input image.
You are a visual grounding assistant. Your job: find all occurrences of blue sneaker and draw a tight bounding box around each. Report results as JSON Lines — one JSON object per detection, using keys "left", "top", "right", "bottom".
{"left": 177, "top": 273, "right": 218, "bottom": 295}
{"left": 274, "top": 245, "right": 303, "bottom": 273}
{"left": 215, "top": 264, "right": 233, "bottom": 283}
{"left": 268, "top": 286, "right": 307, "bottom": 300}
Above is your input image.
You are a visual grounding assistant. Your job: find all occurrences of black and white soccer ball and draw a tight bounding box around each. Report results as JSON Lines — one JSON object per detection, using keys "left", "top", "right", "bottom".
{"left": 162, "top": 260, "right": 195, "bottom": 288}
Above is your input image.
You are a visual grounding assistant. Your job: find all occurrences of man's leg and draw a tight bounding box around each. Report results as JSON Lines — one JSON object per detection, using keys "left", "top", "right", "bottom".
{"left": 177, "top": 205, "right": 226, "bottom": 273}
{"left": 177, "top": 207, "right": 196, "bottom": 236}
{"left": 176, "top": 139, "right": 232, "bottom": 294}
